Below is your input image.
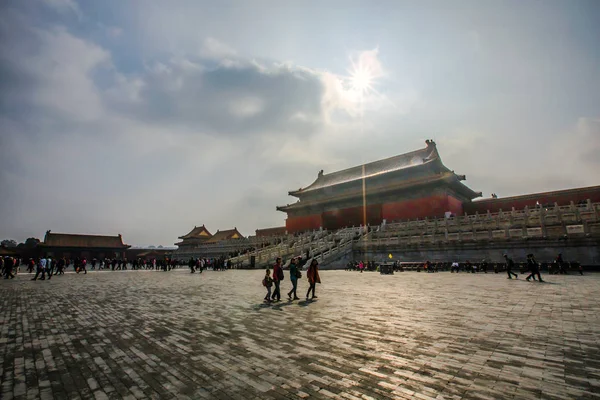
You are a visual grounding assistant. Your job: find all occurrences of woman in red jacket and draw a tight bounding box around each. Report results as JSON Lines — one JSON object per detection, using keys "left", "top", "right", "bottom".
{"left": 306, "top": 259, "right": 321, "bottom": 300}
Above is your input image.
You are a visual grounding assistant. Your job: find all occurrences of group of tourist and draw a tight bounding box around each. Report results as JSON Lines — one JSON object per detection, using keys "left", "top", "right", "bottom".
{"left": 1, "top": 256, "right": 18, "bottom": 279}
{"left": 188, "top": 257, "right": 232, "bottom": 273}
{"left": 262, "top": 257, "right": 321, "bottom": 303}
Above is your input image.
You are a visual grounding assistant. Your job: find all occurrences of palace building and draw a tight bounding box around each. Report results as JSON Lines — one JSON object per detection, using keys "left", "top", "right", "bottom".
{"left": 174, "top": 225, "right": 213, "bottom": 252}
{"left": 38, "top": 231, "right": 130, "bottom": 259}
{"left": 277, "top": 140, "right": 483, "bottom": 233}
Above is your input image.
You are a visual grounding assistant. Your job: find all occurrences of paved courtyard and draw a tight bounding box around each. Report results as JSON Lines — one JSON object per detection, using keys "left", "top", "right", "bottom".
{"left": 1, "top": 269, "right": 599, "bottom": 400}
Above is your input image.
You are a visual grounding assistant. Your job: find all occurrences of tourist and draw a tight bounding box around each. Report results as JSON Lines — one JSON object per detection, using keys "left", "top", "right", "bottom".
{"left": 306, "top": 259, "right": 321, "bottom": 300}
{"left": 451, "top": 261, "right": 459, "bottom": 273}
{"left": 556, "top": 253, "right": 567, "bottom": 274}
{"left": 287, "top": 257, "right": 300, "bottom": 300}
{"left": 480, "top": 259, "right": 488, "bottom": 273}
{"left": 271, "top": 257, "right": 283, "bottom": 302}
{"left": 503, "top": 254, "right": 518, "bottom": 279}
{"left": 188, "top": 257, "right": 195, "bottom": 273}
{"left": 56, "top": 257, "right": 66, "bottom": 275}
{"left": 3, "top": 256, "right": 15, "bottom": 279}
{"left": 32, "top": 257, "right": 47, "bottom": 281}
{"left": 525, "top": 254, "right": 544, "bottom": 282}
{"left": 263, "top": 268, "right": 273, "bottom": 303}
{"left": 46, "top": 257, "right": 54, "bottom": 279}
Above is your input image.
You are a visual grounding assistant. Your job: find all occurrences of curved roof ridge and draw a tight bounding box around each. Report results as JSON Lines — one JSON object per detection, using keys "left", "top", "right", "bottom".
{"left": 290, "top": 142, "right": 442, "bottom": 195}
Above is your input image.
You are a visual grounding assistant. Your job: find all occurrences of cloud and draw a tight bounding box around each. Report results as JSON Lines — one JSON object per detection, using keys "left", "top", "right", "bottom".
{"left": 0, "top": 19, "right": 110, "bottom": 123}
{"left": 200, "top": 37, "right": 237, "bottom": 60}
{"left": 0, "top": 9, "right": 393, "bottom": 245}
{"left": 40, "top": 0, "right": 81, "bottom": 18}
{"left": 107, "top": 26, "right": 123, "bottom": 38}
{"left": 106, "top": 58, "right": 329, "bottom": 137}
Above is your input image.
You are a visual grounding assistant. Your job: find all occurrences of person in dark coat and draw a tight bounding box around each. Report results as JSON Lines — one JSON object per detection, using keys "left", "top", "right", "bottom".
{"left": 525, "top": 254, "right": 544, "bottom": 282}
{"left": 271, "top": 257, "right": 283, "bottom": 302}
{"left": 306, "top": 259, "right": 321, "bottom": 300}
{"left": 503, "top": 254, "right": 518, "bottom": 279}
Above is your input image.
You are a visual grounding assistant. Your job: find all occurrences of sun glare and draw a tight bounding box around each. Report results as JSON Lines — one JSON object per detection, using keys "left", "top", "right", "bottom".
{"left": 350, "top": 66, "right": 373, "bottom": 93}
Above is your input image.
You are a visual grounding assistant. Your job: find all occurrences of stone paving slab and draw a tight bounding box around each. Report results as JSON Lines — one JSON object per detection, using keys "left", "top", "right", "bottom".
{"left": 1, "top": 270, "right": 600, "bottom": 399}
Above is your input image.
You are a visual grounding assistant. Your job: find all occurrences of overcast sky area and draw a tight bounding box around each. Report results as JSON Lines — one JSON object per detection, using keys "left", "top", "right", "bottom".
{"left": 1, "top": 0, "right": 599, "bottom": 246}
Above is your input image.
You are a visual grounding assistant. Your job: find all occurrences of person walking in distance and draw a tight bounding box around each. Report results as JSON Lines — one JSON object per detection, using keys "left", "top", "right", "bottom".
{"left": 287, "top": 257, "right": 300, "bottom": 300}
{"left": 306, "top": 259, "right": 321, "bottom": 300}
{"left": 526, "top": 254, "right": 544, "bottom": 282}
{"left": 271, "top": 257, "right": 283, "bottom": 302}
{"left": 503, "top": 254, "right": 518, "bottom": 279}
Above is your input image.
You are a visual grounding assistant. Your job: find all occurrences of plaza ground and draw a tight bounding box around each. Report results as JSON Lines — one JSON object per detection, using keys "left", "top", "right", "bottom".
{"left": 1, "top": 269, "right": 599, "bottom": 400}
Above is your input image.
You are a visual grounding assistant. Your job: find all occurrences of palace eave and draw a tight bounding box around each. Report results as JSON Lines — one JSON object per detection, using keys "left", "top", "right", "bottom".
{"left": 288, "top": 140, "right": 444, "bottom": 197}
{"left": 277, "top": 172, "right": 481, "bottom": 212}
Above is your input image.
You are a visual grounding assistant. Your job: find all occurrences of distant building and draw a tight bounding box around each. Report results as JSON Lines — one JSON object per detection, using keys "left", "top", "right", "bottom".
{"left": 174, "top": 225, "right": 213, "bottom": 252}
{"left": 255, "top": 226, "right": 287, "bottom": 237}
{"left": 126, "top": 248, "right": 173, "bottom": 261}
{"left": 204, "top": 228, "right": 244, "bottom": 244}
{"left": 277, "top": 140, "right": 482, "bottom": 233}
{"left": 465, "top": 186, "right": 600, "bottom": 214}
{"left": 38, "top": 230, "right": 130, "bottom": 259}
{"left": 174, "top": 226, "right": 246, "bottom": 258}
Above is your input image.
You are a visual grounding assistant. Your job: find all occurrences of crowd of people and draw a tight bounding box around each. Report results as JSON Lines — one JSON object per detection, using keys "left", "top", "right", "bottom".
{"left": 345, "top": 252, "right": 584, "bottom": 280}
{"left": 1, "top": 256, "right": 230, "bottom": 280}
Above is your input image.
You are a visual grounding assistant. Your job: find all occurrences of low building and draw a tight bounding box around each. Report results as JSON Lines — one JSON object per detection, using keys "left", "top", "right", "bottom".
{"left": 255, "top": 226, "right": 287, "bottom": 237}
{"left": 465, "top": 185, "right": 600, "bottom": 214}
{"left": 37, "top": 230, "right": 130, "bottom": 259}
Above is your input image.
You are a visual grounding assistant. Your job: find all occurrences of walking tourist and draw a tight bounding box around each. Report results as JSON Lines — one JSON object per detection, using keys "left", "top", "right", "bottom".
{"left": 32, "top": 257, "right": 47, "bottom": 281}
{"left": 46, "top": 257, "right": 54, "bottom": 279}
{"left": 263, "top": 268, "right": 273, "bottom": 303}
{"left": 525, "top": 254, "right": 544, "bottom": 282}
{"left": 3, "top": 257, "right": 15, "bottom": 279}
{"left": 271, "top": 257, "right": 283, "bottom": 302}
{"left": 503, "top": 254, "right": 518, "bottom": 279}
{"left": 306, "top": 259, "right": 321, "bottom": 300}
{"left": 287, "top": 257, "right": 300, "bottom": 300}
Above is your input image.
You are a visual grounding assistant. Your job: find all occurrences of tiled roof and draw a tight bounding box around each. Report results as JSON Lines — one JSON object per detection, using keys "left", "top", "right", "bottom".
{"left": 178, "top": 225, "right": 213, "bottom": 240}
{"left": 40, "top": 232, "right": 130, "bottom": 249}
{"left": 204, "top": 228, "right": 244, "bottom": 243}
{"left": 278, "top": 171, "right": 481, "bottom": 212}
{"left": 289, "top": 141, "right": 445, "bottom": 196}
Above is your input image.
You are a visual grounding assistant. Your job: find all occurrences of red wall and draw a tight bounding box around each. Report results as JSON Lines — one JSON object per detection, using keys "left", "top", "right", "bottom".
{"left": 322, "top": 204, "right": 382, "bottom": 230}
{"left": 286, "top": 214, "right": 322, "bottom": 233}
{"left": 465, "top": 187, "right": 600, "bottom": 214}
{"left": 447, "top": 195, "right": 464, "bottom": 216}
{"left": 381, "top": 194, "right": 452, "bottom": 222}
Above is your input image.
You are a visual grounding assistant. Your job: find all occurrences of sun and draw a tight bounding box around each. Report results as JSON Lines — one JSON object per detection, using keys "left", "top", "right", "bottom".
{"left": 350, "top": 65, "right": 373, "bottom": 93}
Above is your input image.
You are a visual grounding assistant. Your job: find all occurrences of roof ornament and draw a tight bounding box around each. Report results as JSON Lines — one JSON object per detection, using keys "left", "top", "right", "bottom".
{"left": 318, "top": 169, "right": 324, "bottom": 177}
{"left": 425, "top": 139, "right": 436, "bottom": 147}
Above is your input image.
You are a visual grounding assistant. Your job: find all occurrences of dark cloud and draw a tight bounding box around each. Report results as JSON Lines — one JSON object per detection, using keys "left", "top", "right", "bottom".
{"left": 106, "top": 60, "right": 326, "bottom": 137}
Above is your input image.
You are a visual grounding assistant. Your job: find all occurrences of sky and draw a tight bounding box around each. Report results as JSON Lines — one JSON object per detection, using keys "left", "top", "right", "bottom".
{"left": 1, "top": 0, "right": 599, "bottom": 246}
